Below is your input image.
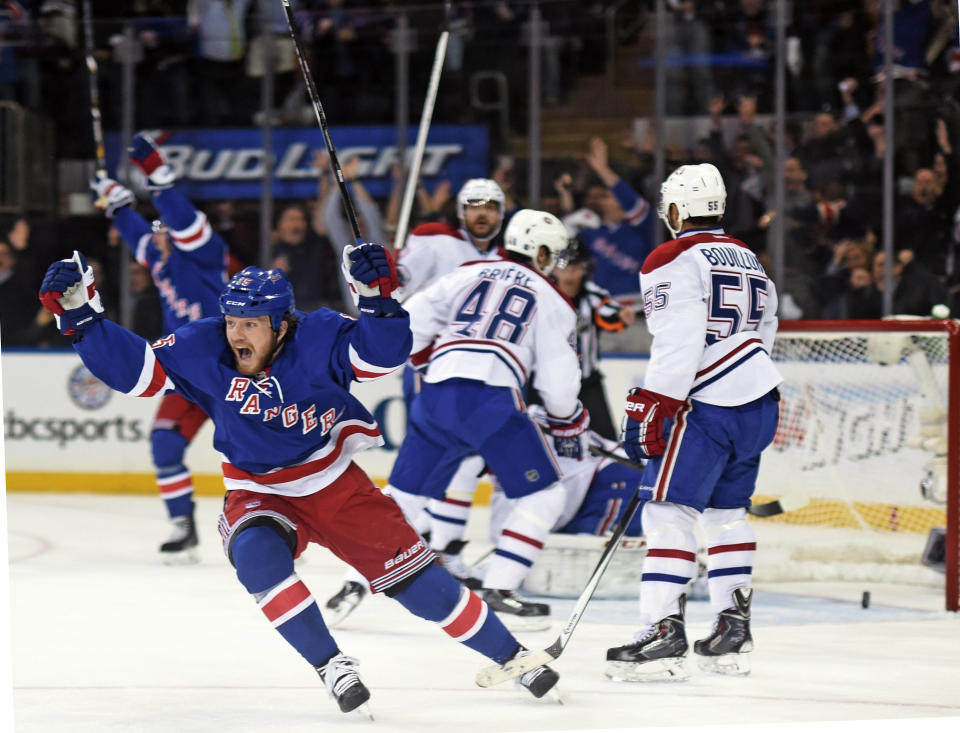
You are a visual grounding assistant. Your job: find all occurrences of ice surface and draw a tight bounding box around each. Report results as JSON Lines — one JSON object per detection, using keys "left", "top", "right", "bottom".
{"left": 6, "top": 493, "right": 960, "bottom": 733}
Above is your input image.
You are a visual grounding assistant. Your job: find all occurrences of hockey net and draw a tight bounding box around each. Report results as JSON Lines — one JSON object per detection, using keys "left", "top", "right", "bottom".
{"left": 753, "top": 320, "right": 959, "bottom": 611}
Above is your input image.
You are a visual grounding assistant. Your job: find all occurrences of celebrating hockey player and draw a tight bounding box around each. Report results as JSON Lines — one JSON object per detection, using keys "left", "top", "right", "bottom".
{"left": 37, "top": 245, "right": 559, "bottom": 718}
{"left": 608, "top": 163, "right": 782, "bottom": 681}
{"left": 383, "top": 209, "right": 588, "bottom": 630}
{"left": 89, "top": 131, "right": 229, "bottom": 561}
{"left": 326, "top": 178, "right": 508, "bottom": 619}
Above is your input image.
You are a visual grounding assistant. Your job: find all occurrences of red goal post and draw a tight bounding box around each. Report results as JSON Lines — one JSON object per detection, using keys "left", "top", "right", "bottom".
{"left": 766, "top": 319, "right": 959, "bottom": 612}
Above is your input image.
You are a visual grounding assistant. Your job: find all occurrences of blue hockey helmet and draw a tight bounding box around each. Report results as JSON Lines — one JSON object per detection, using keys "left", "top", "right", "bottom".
{"left": 219, "top": 266, "right": 295, "bottom": 330}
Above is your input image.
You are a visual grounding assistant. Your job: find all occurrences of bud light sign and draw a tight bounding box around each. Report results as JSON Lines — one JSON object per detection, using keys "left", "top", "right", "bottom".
{"left": 104, "top": 125, "right": 489, "bottom": 200}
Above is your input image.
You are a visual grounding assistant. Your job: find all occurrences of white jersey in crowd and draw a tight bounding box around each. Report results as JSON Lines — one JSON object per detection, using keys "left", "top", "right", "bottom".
{"left": 404, "top": 257, "right": 582, "bottom": 418}
{"left": 396, "top": 222, "right": 504, "bottom": 301}
{"left": 639, "top": 227, "right": 782, "bottom": 405}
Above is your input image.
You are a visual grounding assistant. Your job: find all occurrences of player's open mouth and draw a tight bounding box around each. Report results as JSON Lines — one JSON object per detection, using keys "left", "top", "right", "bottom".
{"left": 236, "top": 347, "right": 252, "bottom": 362}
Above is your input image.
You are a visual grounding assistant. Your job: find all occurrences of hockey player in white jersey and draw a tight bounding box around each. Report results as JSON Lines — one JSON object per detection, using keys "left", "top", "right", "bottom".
{"left": 395, "top": 177, "right": 507, "bottom": 298}
{"left": 607, "top": 163, "right": 782, "bottom": 681}
{"left": 398, "top": 178, "right": 509, "bottom": 581}
{"left": 385, "top": 209, "right": 588, "bottom": 629}
{"left": 324, "top": 179, "right": 508, "bottom": 621}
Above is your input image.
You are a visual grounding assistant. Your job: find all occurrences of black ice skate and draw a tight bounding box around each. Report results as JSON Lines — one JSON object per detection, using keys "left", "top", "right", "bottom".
{"left": 437, "top": 540, "right": 484, "bottom": 590}
{"left": 159, "top": 515, "right": 199, "bottom": 564}
{"left": 316, "top": 652, "right": 373, "bottom": 718}
{"left": 509, "top": 646, "right": 562, "bottom": 702}
{"left": 605, "top": 595, "right": 689, "bottom": 682}
{"left": 694, "top": 587, "right": 753, "bottom": 676}
{"left": 324, "top": 581, "right": 368, "bottom": 627}
{"left": 481, "top": 588, "right": 552, "bottom": 632}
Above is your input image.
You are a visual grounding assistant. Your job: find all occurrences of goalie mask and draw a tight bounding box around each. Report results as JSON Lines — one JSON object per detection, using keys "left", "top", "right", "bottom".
{"left": 219, "top": 266, "right": 295, "bottom": 331}
{"left": 457, "top": 178, "right": 506, "bottom": 242}
{"left": 504, "top": 209, "right": 571, "bottom": 276}
{"left": 658, "top": 163, "right": 726, "bottom": 238}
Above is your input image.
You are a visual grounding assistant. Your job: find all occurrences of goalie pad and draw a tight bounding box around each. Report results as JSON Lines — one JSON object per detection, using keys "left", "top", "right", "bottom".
{"left": 520, "top": 533, "right": 647, "bottom": 599}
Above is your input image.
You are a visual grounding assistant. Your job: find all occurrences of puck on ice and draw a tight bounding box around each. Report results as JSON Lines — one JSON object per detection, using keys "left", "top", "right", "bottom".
{"left": 861, "top": 591, "right": 870, "bottom": 608}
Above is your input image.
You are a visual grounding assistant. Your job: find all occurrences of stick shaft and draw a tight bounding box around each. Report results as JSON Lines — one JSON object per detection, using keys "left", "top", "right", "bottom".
{"left": 81, "top": 0, "right": 106, "bottom": 175}
{"left": 475, "top": 486, "right": 644, "bottom": 687}
{"left": 280, "top": 0, "right": 362, "bottom": 244}
{"left": 586, "top": 445, "right": 801, "bottom": 517}
{"left": 394, "top": 29, "right": 449, "bottom": 250}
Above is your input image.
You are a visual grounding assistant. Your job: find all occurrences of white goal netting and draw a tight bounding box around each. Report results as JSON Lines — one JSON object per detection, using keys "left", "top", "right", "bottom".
{"left": 753, "top": 325, "right": 953, "bottom": 592}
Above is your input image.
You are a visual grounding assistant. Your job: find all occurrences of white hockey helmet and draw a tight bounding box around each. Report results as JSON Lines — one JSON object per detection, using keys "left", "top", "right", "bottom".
{"left": 457, "top": 178, "right": 506, "bottom": 241}
{"left": 504, "top": 208, "right": 571, "bottom": 276}
{"left": 658, "top": 163, "right": 726, "bottom": 238}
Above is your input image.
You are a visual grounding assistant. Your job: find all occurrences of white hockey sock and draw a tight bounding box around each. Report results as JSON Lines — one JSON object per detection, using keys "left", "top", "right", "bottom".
{"left": 638, "top": 502, "right": 698, "bottom": 627}
{"left": 701, "top": 507, "right": 755, "bottom": 616}
{"left": 427, "top": 455, "right": 483, "bottom": 550}
{"left": 383, "top": 485, "right": 430, "bottom": 535}
{"left": 483, "top": 482, "right": 565, "bottom": 591}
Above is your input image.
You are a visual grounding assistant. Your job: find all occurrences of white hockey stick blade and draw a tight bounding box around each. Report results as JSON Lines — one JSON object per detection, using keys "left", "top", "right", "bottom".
{"left": 475, "top": 648, "right": 556, "bottom": 688}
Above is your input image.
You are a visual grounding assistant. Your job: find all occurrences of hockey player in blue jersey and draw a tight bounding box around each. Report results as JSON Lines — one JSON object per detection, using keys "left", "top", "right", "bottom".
{"left": 90, "top": 131, "right": 229, "bottom": 561}
{"left": 38, "top": 244, "right": 559, "bottom": 717}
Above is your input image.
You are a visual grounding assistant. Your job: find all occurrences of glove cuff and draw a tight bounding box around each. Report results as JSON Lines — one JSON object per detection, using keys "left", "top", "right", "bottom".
{"left": 146, "top": 165, "right": 175, "bottom": 190}
{"left": 546, "top": 403, "right": 590, "bottom": 438}
{"left": 357, "top": 295, "right": 404, "bottom": 317}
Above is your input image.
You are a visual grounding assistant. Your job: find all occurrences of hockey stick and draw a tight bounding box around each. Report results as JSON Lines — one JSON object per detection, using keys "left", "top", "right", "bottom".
{"left": 280, "top": 0, "right": 362, "bottom": 245}
{"left": 586, "top": 445, "right": 809, "bottom": 517}
{"left": 81, "top": 0, "right": 109, "bottom": 211}
{"left": 475, "top": 485, "right": 644, "bottom": 687}
{"left": 81, "top": 0, "right": 106, "bottom": 178}
{"left": 393, "top": 2, "right": 451, "bottom": 251}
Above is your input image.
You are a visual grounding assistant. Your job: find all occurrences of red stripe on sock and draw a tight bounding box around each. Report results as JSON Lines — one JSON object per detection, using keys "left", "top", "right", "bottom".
{"left": 443, "top": 591, "right": 483, "bottom": 638}
{"left": 647, "top": 548, "right": 697, "bottom": 561}
{"left": 159, "top": 476, "right": 192, "bottom": 494}
{"left": 707, "top": 542, "right": 757, "bottom": 555}
{"left": 261, "top": 581, "right": 311, "bottom": 624}
{"left": 502, "top": 529, "right": 544, "bottom": 549}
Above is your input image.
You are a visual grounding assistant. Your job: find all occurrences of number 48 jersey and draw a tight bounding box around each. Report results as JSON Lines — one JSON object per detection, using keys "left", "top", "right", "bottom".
{"left": 404, "top": 257, "right": 581, "bottom": 419}
{"left": 640, "top": 228, "right": 782, "bottom": 406}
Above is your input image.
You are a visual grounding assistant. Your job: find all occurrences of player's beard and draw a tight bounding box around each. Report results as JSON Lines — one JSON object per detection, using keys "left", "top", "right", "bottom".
{"left": 232, "top": 332, "right": 283, "bottom": 376}
{"left": 467, "top": 216, "right": 499, "bottom": 243}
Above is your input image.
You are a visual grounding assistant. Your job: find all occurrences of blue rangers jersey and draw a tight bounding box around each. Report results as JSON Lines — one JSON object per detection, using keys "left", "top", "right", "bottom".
{"left": 112, "top": 188, "right": 228, "bottom": 333}
{"left": 72, "top": 309, "right": 412, "bottom": 496}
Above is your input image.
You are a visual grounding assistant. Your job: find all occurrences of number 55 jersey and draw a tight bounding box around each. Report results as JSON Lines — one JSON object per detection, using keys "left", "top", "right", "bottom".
{"left": 639, "top": 228, "right": 782, "bottom": 405}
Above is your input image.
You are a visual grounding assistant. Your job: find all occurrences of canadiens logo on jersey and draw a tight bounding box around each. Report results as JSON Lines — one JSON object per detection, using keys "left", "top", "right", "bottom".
{"left": 225, "top": 376, "right": 341, "bottom": 437}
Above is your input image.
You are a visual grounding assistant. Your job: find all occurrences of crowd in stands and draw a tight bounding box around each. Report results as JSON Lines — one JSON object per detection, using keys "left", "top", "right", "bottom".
{"left": 0, "top": 0, "right": 617, "bottom": 154}
{"left": 4, "top": 1, "right": 960, "bottom": 347}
